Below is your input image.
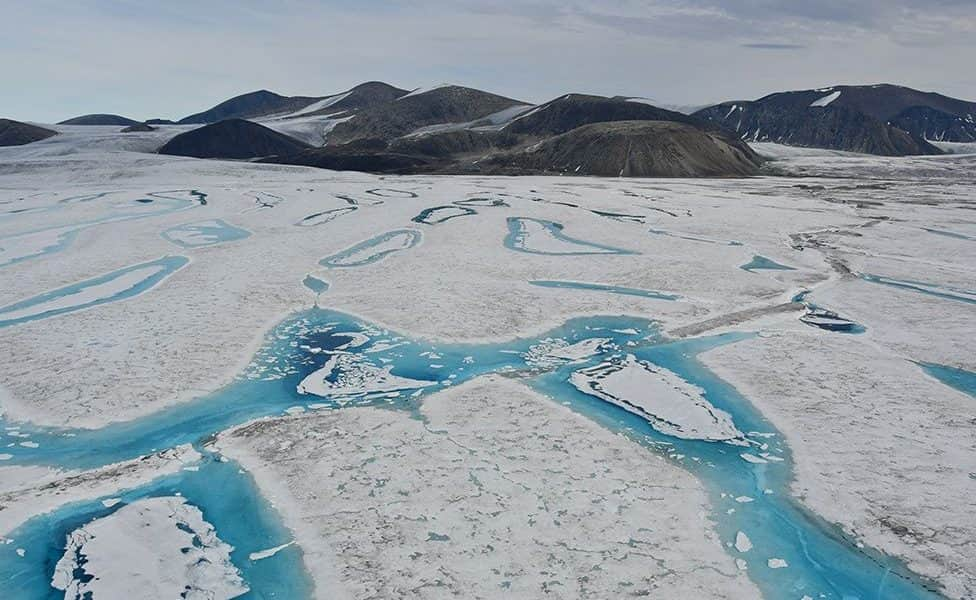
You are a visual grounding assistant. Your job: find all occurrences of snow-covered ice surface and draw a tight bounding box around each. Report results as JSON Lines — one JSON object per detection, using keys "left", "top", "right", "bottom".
{"left": 701, "top": 330, "right": 976, "bottom": 599}
{"left": 52, "top": 496, "right": 247, "bottom": 599}
{"left": 162, "top": 219, "right": 250, "bottom": 248}
{"left": 0, "top": 127, "right": 973, "bottom": 598}
{"left": 0, "top": 256, "right": 188, "bottom": 327}
{"left": 217, "top": 376, "right": 760, "bottom": 598}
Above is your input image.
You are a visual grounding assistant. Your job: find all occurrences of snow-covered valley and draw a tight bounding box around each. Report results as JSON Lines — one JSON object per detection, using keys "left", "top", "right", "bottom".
{"left": 0, "top": 130, "right": 973, "bottom": 599}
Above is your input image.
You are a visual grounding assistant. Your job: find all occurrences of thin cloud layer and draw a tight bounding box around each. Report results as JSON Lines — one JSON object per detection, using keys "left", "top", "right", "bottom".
{"left": 1, "top": 0, "right": 973, "bottom": 122}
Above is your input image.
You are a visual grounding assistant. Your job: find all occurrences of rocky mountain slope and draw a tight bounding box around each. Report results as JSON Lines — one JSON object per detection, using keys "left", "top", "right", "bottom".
{"left": 59, "top": 114, "right": 142, "bottom": 126}
{"left": 268, "top": 87, "right": 760, "bottom": 176}
{"left": 178, "top": 82, "right": 410, "bottom": 125}
{"left": 485, "top": 121, "right": 760, "bottom": 177}
{"left": 889, "top": 106, "right": 976, "bottom": 143}
{"left": 504, "top": 94, "right": 701, "bottom": 136}
{"left": 178, "top": 90, "right": 323, "bottom": 124}
{"left": 158, "top": 118, "right": 310, "bottom": 159}
{"left": 695, "top": 84, "right": 975, "bottom": 154}
{"left": 325, "top": 85, "right": 529, "bottom": 144}
{"left": 0, "top": 119, "right": 57, "bottom": 147}
{"left": 159, "top": 82, "right": 768, "bottom": 176}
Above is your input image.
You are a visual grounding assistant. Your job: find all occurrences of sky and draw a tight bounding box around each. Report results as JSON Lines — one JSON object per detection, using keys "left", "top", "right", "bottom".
{"left": 2, "top": 0, "right": 975, "bottom": 123}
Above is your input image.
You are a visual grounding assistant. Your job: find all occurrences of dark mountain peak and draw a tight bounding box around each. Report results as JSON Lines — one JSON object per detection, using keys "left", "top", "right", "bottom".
{"left": 750, "top": 84, "right": 976, "bottom": 123}
{"left": 179, "top": 90, "right": 322, "bottom": 124}
{"left": 0, "top": 119, "right": 57, "bottom": 147}
{"left": 158, "top": 118, "right": 311, "bottom": 159}
{"left": 58, "top": 114, "right": 141, "bottom": 126}
{"left": 694, "top": 88, "right": 944, "bottom": 155}
{"left": 487, "top": 120, "right": 761, "bottom": 177}
{"left": 285, "top": 81, "right": 410, "bottom": 119}
{"left": 396, "top": 84, "right": 525, "bottom": 106}
{"left": 504, "top": 93, "right": 697, "bottom": 137}
{"left": 349, "top": 81, "right": 408, "bottom": 95}
{"left": 326, "top": 84, "right": 528, "bottom": 145}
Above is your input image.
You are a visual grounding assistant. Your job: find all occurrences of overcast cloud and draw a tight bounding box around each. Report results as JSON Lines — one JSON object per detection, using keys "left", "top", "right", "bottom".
{"left": 2, "top": 0, "right": 974, "bottom": 122}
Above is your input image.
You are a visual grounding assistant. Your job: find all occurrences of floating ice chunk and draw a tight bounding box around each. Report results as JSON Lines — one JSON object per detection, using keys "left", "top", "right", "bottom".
{"left": 546, "top": 338, "right": 610, "bottom": 361}
{"left": 767, "top": 558, "right": 789, "bottom": 569}
{"left": 734, "top": 531, "right": 753, "bottom": 553}
{"left": 366, "top": 341, "right": 407, "bottom": 353}
{"left": 101, "top": 497, "right": 121, "bottom": 508}
{"left": 740, "top": 453, "right": 768, "bottom": 464}
{"left": 570, "top": 355, "right": 745, "bottom": 443}
{"left": 298, "top": 354, "right": 438, "bottom": 399}
{"left": 333, "top": 332, "right": 370, "bottom": 350}
{"left": 249, "top": 541, "right": 295, "bottom": 561}
{"left": 51, "top": 496, "right": 247, "bottom": 599}
{"left": 735, "top": 496, "right": 754, "bottom": 503}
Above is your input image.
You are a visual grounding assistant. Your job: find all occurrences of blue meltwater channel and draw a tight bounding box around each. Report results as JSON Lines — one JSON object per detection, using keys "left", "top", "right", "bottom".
{"left": 0, "top": 309, "right": 949, "bottom": 599}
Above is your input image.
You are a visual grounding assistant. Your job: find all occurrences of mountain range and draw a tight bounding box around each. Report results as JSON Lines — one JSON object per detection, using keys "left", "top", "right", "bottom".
{"left": 694, "top": 84, "right": 976, "bottom": 155}
{"left": 9, "top": 81, "right": 975, "bottom": 176}
{"left": 155, "top": 84, "right": 761, "bottom": 176}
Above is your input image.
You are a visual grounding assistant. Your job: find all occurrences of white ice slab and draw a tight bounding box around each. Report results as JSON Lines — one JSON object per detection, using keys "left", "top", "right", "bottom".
{"left": 51, "top": 496, "right": 247, "bottom": 599}
{"left": 298, "top": 353, "right": 438, "bottom": 399}
{"left": 570, "top": 355, "right": 745, "bottom": 443}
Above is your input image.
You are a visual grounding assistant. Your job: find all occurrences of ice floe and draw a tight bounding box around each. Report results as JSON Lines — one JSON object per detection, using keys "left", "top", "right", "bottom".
{"left": 570, "top": 355, "right": 745, "bottom": 443}
{"left": 297, "top": 353, "right": 438, "bottom": 400}
{"left": 51, "top": 496, "right": 247, "bottom": 599}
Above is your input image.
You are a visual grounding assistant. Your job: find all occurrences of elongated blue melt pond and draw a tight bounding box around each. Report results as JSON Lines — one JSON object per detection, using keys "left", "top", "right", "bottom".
{"left": 649, "top": 228, "right": 743, "bottom": 246}
{"left": 506, "top": 217, "right": 636, "bottom": 255}
{"left": 0, "top": 194, "right": 197, "bottom": 269}
{"left": 740, "top": 255, "right": 796, "bottom": 272}
{"left": 0, "top": 256, "right": 189, "bottom": 328}
{"left": 530, "top": 279, "right": 679, "bottom": 300}
{"left": 921, "top": 227, "right": 974, "bottom": 241}
{"left": 302, "top": 274, "right": 329, "bottom": 294}
{"left": 860, "top": 274, "right": 976, "bottom": 305}
{"left": 919, "top": 363, "right": 976, "bottom": 398}
{"left": 320, "top": 229, "right": 422, "bottom": 267}
{"left": 162, "top": 219, "right": 250, "bottom": 248}
{"left": 0, "top": 308, "right": 946, "bottom": 599}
